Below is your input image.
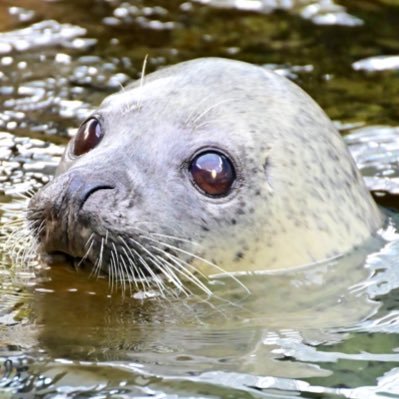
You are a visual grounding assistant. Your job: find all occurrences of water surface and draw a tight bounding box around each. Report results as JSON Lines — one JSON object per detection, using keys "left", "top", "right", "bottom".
{"left": 1, "top": 1, "right": 399, "bottom": 397}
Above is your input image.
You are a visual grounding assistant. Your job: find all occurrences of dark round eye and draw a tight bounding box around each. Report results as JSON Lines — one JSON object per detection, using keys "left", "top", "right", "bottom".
{"left": 72, "top": 118, "right": 103, "bottom": 157}
{"left": 189, "top": 151, "right": 236, "bottom": 197}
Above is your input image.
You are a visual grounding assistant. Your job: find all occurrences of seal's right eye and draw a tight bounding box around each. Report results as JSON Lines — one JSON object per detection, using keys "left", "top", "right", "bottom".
{"left": 189, "top": 151, "right": 236, "bottom": 197}
{"left": 72, "top": 118, "right": 103, "bottom": 157}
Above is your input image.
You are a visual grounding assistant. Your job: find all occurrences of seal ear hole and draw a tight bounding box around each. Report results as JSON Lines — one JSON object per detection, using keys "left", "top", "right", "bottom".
{"left": 72, "top": 117, "right": 104, "bottom": 157}
{"left": 189, "top": 151, "right": 236, "bottom": 197}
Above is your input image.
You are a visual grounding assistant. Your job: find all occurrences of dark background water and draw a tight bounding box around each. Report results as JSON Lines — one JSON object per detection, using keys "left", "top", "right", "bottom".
{"left": 1, "top": 1, "right": 399, "bottom": 398}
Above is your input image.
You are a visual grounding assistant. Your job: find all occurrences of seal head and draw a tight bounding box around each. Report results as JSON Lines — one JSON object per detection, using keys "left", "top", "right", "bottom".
{"left": 28, "top": 58, "right": 383, "bottom": 280}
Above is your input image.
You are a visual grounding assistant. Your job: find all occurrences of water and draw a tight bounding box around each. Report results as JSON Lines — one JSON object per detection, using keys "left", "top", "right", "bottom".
{"left": 1, "top": 1, "right": 399, "bottom": 397}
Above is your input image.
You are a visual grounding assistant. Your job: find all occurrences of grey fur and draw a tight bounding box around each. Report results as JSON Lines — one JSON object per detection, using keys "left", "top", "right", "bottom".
{"left": 28, "top": 58, "right": 383, "bottom": 278}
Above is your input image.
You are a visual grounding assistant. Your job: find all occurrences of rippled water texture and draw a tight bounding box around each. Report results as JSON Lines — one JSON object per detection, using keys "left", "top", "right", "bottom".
{"left": 1, "top": 1, "right": 399, "bottom": 398}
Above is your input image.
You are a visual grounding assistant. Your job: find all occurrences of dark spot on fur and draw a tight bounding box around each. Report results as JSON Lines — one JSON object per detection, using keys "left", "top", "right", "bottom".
{"left": 234, "top": 251, "right": 244, "bottom": 261}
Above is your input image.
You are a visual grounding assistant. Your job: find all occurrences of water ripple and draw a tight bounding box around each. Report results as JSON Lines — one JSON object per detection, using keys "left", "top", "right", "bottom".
{"left": 0, "top": 20, "right": 95, "bottom": 55}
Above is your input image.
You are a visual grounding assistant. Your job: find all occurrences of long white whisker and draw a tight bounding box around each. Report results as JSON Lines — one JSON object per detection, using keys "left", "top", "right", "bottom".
{"left": 184, "top": 93, "right": 217, "bottom": 126}
{"left": 190, "top": 99, "right": 233, "bottom": 126}
{"left": 91, "top": 236, "right": 105, "bottom": 278}
{"left": 128, "top": 237, "right": 184, "bottom": 297}
{"left": 150, "top": 245, "right": 212, "bottom": 296}
{"left": 143, "top": 236, "right": 250, "bottom": 295}
{"left": 77, "top": 234, "right": 95, "bottom": 268}
{"left": 136, "top": 54, "right": 149, "bottom": 110}
{"left": 119, "top": 236, "right": 157, "bottom": 294}
{"left": 112, "top": 242, "right": 126, "bottom": 294}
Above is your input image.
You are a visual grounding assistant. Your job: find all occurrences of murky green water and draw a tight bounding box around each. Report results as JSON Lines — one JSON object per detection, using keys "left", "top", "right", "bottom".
{"left": 1, "top": 1, "right": 399, "bottom": 397}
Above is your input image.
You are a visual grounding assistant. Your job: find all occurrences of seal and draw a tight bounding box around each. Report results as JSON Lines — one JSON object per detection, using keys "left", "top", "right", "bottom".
{"left": 27, "top": 58, "right": 383, "bottom": 290}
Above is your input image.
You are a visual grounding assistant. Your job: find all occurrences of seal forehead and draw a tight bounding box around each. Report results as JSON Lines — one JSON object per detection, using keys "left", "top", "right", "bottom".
{"left": 102, "top": 58, "right": 280, "bottom": 113}
{"left": 100, "top": 76, "right": 177, "bottom": 112}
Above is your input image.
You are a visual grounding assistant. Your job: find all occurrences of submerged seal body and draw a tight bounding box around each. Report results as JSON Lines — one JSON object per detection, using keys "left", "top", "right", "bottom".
{"left": 28, "top": 58, "right": 382, "bottom": 282}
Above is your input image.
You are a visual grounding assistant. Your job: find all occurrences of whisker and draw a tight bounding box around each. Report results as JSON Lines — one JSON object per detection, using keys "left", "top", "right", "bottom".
{"left": 76, "top": 234, "right": 95, "bottom": 268}
{"left": 184, "top": 93, "right": 217, "bottom": 126}
{"left": 190, "top": 99, "right": 233, "bottom": 127}
{"left": 152, "top": 246, "right": 212, "bottom": 297}
{"left": 119, "top": 236, "right": 156, "bottom": 294}
{"left": 128, "top": 237, "right": 184, "bottom": 297}
{"left": 119, "top": 242, "right": 142, "bottom": 293}
{"left": 137, "top": 54, "right": 149, "bottom": 110}
{"left": 143, "top": 236, "right": 250, "bottom": 295}
{"left": 109, "top": 247, "right": 117, "bottom": 293}
{"left": 90, "top": 236, "right": 105, "bottom": 279}
{"left": 112, "top": 242, "right": 126, "bottom": 294}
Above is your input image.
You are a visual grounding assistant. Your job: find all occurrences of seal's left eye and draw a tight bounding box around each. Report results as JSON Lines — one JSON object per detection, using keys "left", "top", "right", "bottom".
{"left": 189, "top": 151, "right": 236, "bottom": 197}
{"left": 72, "top": 118, "right": 103, "bottom": 157}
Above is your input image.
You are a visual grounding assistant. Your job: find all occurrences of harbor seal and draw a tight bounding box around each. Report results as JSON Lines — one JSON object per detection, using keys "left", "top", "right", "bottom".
{"left": 27, "top": 58, "right": 383, "bottom": 287}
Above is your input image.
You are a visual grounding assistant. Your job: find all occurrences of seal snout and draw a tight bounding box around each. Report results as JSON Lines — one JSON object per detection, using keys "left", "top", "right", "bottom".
{"left": 28, "top": 169, "right": 117, "bottom": 263}
{"left": 64, "top": 172, "right": 115, "bottom": 212}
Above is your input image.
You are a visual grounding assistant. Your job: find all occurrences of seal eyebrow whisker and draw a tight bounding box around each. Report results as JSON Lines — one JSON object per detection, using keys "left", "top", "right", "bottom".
{"left": 190, "top": 99, "right": 234, "bottom": 128}
{"left": 118, "top": 81, "right": 126, "bottom": 92}
{"left": 183, "top": 93, "right": 217, "bottom": 127}
{"left": 136, "top": 54, "right": 149, "bottom": 111}
{"left": 144, "top": 237, "right": 250, "bottom": 295}
{"left": 192, "top": 116, "right": 236, "bottom": 131}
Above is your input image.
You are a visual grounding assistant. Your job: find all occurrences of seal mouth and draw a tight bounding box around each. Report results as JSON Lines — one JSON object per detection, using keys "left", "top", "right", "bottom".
{"left": 27, "top": 199, "right": 217, "bottom": 296}
{"left": 33, "top": 223, "right": 182, "bottom": 280}
{"left": 39, "top": 250, "right": 89, "bottom": 269}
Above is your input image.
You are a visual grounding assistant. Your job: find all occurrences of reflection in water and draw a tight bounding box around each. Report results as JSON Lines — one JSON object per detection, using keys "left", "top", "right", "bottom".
{"left": 194, "top": 0, "right": 364, "bottom": 26}
{"left": 353, "top": 55, "right": 399, "bottom": 72}
{"left": 1, "top": 0, "right": 399, "bottom": 397}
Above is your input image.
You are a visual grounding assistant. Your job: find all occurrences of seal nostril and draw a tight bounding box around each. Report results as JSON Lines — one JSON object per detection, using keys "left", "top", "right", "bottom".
{"left": 80, "top": 185, "right": 115, "bottom": 210}
{"left": 65, "top": 173, "right": 115, "bottom": 211}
